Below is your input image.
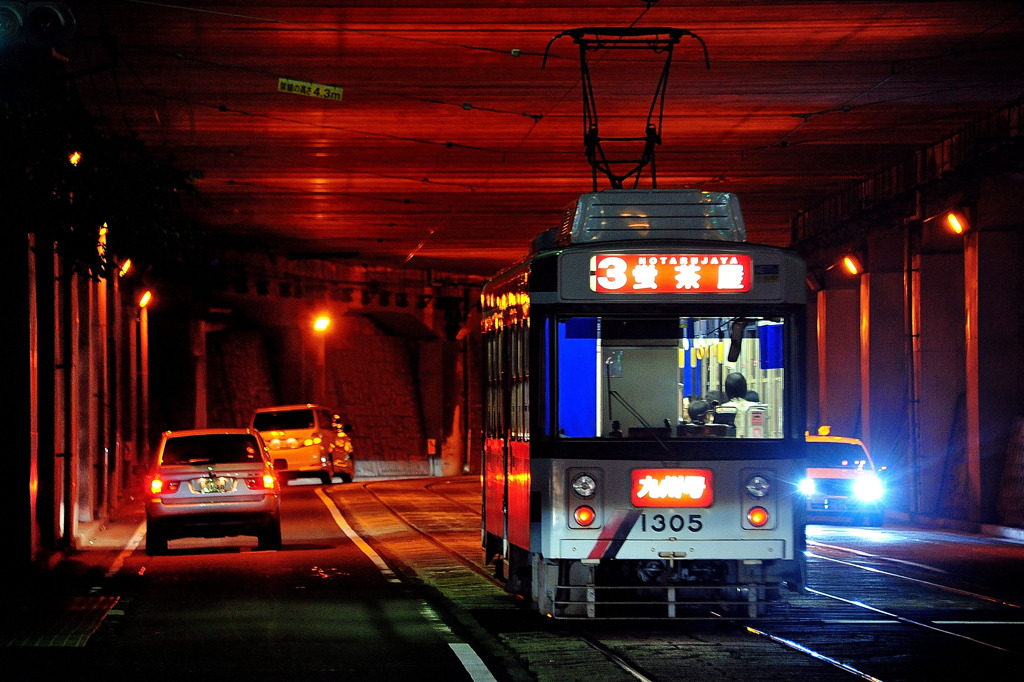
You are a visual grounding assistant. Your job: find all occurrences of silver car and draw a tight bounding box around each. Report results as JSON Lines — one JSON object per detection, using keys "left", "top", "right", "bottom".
{"left": 145, "top": 428, "right": 284, "bottom": 555}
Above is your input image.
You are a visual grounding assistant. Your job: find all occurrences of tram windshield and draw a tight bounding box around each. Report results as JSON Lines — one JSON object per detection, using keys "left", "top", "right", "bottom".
{"left": 556, "top": 316, "right": 786, "bottom": 439}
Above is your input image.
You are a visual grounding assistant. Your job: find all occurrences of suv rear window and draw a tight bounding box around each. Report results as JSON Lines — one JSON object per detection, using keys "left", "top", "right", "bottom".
{"left": 252, "top": 409, "right": 316, "bottom": 431}
{"left": 162, "top": 434, "right": 261, "bottom": 464}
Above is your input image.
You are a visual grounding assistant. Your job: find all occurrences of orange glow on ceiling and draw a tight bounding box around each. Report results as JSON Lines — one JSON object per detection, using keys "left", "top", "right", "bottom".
{"left": 62, "top": 3, "right": 1024, "bottom": 275}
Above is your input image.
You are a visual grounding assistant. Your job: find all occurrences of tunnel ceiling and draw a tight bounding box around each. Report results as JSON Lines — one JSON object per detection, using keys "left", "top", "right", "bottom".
{"left": 64, "top": 1, "right": 1024, "bottom": 276}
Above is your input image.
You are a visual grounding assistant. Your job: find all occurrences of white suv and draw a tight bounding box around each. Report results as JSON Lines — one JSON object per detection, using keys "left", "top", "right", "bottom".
{"left": 145, "top": 428, "right": 283, "bottom": 555}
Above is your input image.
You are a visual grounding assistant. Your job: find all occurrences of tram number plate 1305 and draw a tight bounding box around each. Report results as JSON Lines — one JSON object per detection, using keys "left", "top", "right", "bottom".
{"left": 639, "top": 513, "right": 704, "bottom": 533}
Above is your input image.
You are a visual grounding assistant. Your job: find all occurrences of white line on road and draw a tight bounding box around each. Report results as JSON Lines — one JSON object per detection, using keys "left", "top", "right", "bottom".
{"left": 315, "top": 487, "right": 399, "bottom": 582}
{"left": 316, "top": 488, "right": 499, "bottom": 681}
{"left": 449, "top": 643, "right": 498, "bottom": 682}
{"left": 106, "top": 521, "right": 147, "bottom": 579}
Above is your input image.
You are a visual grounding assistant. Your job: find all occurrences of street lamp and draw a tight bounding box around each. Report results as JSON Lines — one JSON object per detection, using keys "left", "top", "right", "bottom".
{"left": 840, "top": 255, "right": 862, "bottom": 276}
{"left": 312, "top": 313, "right": 331, "bottom": 403}
{"left": 138, "top": 290, "right": 151, "bottom": 464}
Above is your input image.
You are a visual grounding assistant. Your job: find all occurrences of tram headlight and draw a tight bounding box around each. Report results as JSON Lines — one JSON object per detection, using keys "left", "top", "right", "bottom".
{"left": 571, "top": 473, "right": 597, "bottom": 498}
{"left": 798, "top": 477, "right": 816, "bottom": 496}
{"left": 853, "top": 474, "right": 884, "bottom": 502}
{"left": 745, "top": 474, "right": 771, "bottom": 498}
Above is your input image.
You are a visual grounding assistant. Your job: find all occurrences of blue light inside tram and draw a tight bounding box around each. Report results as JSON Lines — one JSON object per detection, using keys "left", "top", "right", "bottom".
{"left": 558, "top": 318, "right": 598, "bottom": 437}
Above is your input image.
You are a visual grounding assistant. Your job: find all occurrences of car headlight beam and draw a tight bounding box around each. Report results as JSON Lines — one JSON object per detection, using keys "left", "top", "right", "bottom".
{"left": 853, "top": 474, "right": 884, "bottom": 502}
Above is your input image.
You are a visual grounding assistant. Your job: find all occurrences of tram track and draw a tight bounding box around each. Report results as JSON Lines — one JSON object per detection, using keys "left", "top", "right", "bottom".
{"left": 787, "top": 542, "right": 1024, "bottom": 658}
{"left": 743, "top": 537, "right": 1024, "bottom": 679}
{"left": 337, "top": 479, "right": 870, "bottom": 681}
{"left": 344, "top": 478, "right": 1024, "bottom": 679}
{"left": 808, "top": 541, "right": 1024, "bottom": 610}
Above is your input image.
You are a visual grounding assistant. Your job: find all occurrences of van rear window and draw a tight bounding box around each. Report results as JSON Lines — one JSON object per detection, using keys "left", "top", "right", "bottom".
{"left": 253, "top": 410, "right": 316, "bottom": 431}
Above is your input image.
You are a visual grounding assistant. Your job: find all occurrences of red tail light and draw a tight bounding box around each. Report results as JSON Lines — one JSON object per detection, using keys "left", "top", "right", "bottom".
{"left": 150, "top": 478, "right": 179, "bottom": 494}
{"left": 246, "top": 473, "right": 277, "bottom": 490}
{"left": 574, "top": 505, "right": 596, "bottom": 527}
{"left": 747, "top": 506, "right": 769, "bottom": 527}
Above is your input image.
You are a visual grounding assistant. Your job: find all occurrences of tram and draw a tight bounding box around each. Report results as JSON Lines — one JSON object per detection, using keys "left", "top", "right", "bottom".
{"left": 481, "top": 189, "right": 808, "bottom": 619}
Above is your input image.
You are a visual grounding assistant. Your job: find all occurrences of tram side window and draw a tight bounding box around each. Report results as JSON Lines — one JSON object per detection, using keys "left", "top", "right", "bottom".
{"left": 483, "top": 322, "right": 530, "bottom": 441}
{"left": 510, "top": 321, "right": 529, "bottom": 441}
{"left": 555, "top": 315, "right": 786, "bottom": 439}
{"left": 484, "top": 331, "right": 503, "bottom": 438}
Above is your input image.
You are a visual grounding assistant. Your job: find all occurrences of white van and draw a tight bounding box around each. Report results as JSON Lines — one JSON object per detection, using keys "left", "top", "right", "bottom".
{"left": 249, "top": 404, "right": 355, "bottom": 484}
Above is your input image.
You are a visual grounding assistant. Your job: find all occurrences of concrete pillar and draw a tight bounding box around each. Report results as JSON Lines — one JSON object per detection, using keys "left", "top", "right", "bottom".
{"left": 816, "top": 287, "right": 861, "bottom": 436}
{"left": 78, "top": 277, "right": 98, "bottom": 523}
{"left": 914, "top": 252, "right": 966, "bottom": 516}
{"left": 859, "top": 269, "right": 909, "bottom": 471}
{"left": 964, "top": 228, "right": 1023, "bottom": 523}
{"left": 189, "top": 320, "right": 209, "bottom": 428}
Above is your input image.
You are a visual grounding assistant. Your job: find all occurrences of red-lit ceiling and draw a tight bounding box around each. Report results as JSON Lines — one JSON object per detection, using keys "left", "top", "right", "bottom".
{"left": 67, "top": 1, "right": 1024, "bottom": 276}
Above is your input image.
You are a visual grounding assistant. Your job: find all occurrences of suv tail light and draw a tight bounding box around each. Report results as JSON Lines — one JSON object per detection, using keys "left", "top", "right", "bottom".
{"left": 150, "top": 478, "right": 180, "bottom": 494}
{"left": 245, "top": 474, "right": 277, "bottom": 490}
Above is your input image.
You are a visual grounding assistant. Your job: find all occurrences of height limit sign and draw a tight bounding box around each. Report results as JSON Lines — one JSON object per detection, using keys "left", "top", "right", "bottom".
{"left": 277, "top": 78, "right": 344, "bottom": 102}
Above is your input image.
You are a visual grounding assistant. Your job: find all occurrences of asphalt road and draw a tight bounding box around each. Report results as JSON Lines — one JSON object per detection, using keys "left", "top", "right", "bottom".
{"left": 2, "top": 481, "right": 510, "bottom": 680}
{"left": 8, "top": 477, "right": 1024, "bottom": 682}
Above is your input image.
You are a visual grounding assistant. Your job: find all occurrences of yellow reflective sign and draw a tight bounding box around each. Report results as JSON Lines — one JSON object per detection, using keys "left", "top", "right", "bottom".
{"left": 277, "top": 78, "right": 343, "bottom": 102}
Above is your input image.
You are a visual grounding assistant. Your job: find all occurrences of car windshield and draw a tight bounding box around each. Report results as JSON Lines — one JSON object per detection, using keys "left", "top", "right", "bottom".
{"left": 807, "top": 442, "right": 872, "bottom": 470}
{"left": 162, "top": 434, "right": 261, "bottom": 465}
{"left": 252, "top": 409, "right": 315, "bottom": 431}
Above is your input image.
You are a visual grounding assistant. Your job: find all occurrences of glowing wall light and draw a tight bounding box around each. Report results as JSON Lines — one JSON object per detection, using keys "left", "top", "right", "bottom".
{"left": 945, "top": 210, "right": 969, "bottom": 234}
{"left": 841, "top": 255, "right": 862, "bottom": 276}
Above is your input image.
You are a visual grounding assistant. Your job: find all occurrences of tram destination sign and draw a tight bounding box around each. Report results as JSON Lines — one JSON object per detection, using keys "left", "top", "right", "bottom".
{"left": 631, "top": 468, "right": 714, "bottom": 507}
{"left": 590, "top": 253, "right": 752, "bottom": 293}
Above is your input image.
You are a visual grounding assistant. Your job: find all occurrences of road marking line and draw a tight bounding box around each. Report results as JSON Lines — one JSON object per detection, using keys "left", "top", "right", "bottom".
{"left": 823, "top": 619, "right": 899, "bottom": 624}
{"left": 449, "top": 643, "right": 498, "bottom": 682}
{"left": 808, "top": 543, "right": 948, "bottom": 574}
{"left": 318, "top": 490, "right": 499, "bottom": 682}
{"left": 315, "top": 487, "right": 400, "bottom": 582}
{"left": 106, "top": 521, "right": 147, "bottom": 579}
{"left": 933, "top": 621, "right": 1024, "bottom": 625}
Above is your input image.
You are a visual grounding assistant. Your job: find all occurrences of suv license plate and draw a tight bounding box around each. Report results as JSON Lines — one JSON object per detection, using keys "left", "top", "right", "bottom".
{"left": 197, "top": 477, "right": 232, "bottom": 493}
